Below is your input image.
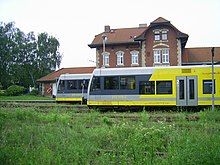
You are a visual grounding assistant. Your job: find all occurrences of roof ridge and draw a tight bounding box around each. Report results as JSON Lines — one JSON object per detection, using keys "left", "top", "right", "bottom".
{"left": 151, "top": 17, "right": 170, "bottom": 24}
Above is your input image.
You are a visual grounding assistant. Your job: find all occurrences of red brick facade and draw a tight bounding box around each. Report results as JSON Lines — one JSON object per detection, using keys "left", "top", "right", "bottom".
{"left": 89, "top": 17, "right": 189, "bottom": 68}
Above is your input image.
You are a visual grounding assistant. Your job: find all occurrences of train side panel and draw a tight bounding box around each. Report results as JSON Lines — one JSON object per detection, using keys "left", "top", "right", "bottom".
{"left": 87, "top": 66, "right": 220, "bottom": 107}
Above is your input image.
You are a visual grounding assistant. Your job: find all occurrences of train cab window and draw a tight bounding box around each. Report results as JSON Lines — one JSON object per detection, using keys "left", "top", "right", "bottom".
{"left": 104, "top": 76, "right": 119, "bottom": 90}
{"left": 203, "top": 80, "right": 215, "bottom": 94}
{"left": 120, "top": 76, "right": 135, "bottom": 90}
{"left": 91, "top": 77, "right": 100, "bottom": 91}
{"left": 67, "top": 80, "right": 77, "bottom": 90}
{"left": 156, "top": 81, "right": 172, "bottom": 94}
{"left": 139, "top": 81, "right": 155, "bottom": 94}
{"left": 58, "top": 80, "right": 65, "bottom": 92}
{"left": 84, "top": 80, "right": 89, "bottom": 89}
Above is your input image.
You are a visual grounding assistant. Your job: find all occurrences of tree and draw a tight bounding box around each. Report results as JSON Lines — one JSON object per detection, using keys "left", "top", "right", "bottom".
{"left": 0, "top": 22, "right": 63, "bottom": 89}
{"left": 36, "top": 32, "right": 62, "bottom": 78}
{"left": 0, "top": 22, "right": 17, "bottom": 88}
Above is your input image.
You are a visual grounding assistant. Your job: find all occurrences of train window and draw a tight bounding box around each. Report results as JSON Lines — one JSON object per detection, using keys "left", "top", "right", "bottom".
{"left": 203, "top": 80, "right": 215, "bottom": 94}
{"left": 104, "top": 76, "right": 119, "bottom": 90}
{"left": 58, "top": 80, "right": 65, "bottom": 91}
{"left": 67, "top": 80, "right": 77, "bottom": 90}
{"left": 84, "top": 80, "right": 89, "bottom": 89}
{"left": 179, "top": 80, "right": 185, "bottom": 99}
{"left": 139, "top": 81, "right": 155, "bottom": 94}
{"left": 78, "top": 80, "right": 89, "bottom": 89}
{"left": 120, "top": 76, "right": 135, "bottom": 90}
{"left": 156, "top": 81, "right": 172, "bottom": 94}
{"left": 91, "top": 77, "right": 100, "bottom": 91}
{"left": 189, "top": 79, "right": 195, "bottom": 99}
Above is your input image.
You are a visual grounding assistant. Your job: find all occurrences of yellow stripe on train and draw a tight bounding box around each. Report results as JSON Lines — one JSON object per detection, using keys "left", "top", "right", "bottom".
{"left": 56, "top": 98, "right": 82, "bottom": 101}
{"left": 87, "top": 100, "right": 176, "bottom": 106}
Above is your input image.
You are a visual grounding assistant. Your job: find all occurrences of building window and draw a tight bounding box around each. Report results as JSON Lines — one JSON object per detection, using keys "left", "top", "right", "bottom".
{"left": 154, "top": 49, "right": 170, "bottom": 64}
{"left": 116, "top": 51, "right": 124, "bottom": 65}
{"left": 162, "top": 30, "right": 168, "bottom": 40}
{"left": 131, "top": 50, "right": 139, "bottom": 65}
{"left": 154, "top": 29, "right": 168, "bottom": 41}
{"left": 162, "top": 49, "right": 169, "bottom": 63}
{"left": 154, "top": 50, "right": 161, "bottom": 63}
{"left": 154, "top": 31, "right": 160, "bottom": 41}
{"left": 102, "top": 52, "right": 110, "bottom": 66}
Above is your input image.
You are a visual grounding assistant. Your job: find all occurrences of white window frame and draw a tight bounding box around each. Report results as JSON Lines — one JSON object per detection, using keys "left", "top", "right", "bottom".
{"left": 130, "top": 50, "right": 139, "bottom": 65}
{"left": 162, "top": 30, "right": 168, "bottom": 40}
{"left": 154, "top": 49, "right": 161, "bottom": 63}
{"left": 162, "top": 49, "right": 169, "bottom": 63}
{"left": 154, "top": 31, "right": 160, "bottom": 41}
{"left": 102, "top": 52, "right": 110, "bottom": 66}
{"left": 116, "top": 51, "right": 124, "bottom": 65}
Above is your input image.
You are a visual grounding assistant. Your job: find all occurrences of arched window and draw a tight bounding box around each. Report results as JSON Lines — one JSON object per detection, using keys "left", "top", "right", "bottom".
{"left": 102, "top": 52, "right": 110, "bottom": 66}
{"left": 116, "top": 51, "right": 124, "bottom": 65}
{"left": 130, "top": 50, "right": 139, "bottom": 65}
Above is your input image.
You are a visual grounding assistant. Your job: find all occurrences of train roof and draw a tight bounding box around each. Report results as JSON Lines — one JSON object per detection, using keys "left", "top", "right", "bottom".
{"left": 59, "top": 73, "right": 91, "bottom": 80}
{"left": 92, "top": 65, "right": 220, "bottom": 76}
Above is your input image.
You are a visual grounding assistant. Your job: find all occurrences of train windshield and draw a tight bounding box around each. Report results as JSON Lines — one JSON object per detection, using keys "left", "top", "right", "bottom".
{"left": 90, "top": 77, "right": 100, "bottom": 91}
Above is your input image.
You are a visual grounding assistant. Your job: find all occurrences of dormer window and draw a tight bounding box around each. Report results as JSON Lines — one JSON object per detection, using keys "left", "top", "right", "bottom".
{"left": 154, "top": 29, "right": 168, "bottom": 41}
{"left": 154, "top": 31, "right": 160, "bottom": 41}
{"left": 162, "top": 30, "right": 168, "bottom": 40}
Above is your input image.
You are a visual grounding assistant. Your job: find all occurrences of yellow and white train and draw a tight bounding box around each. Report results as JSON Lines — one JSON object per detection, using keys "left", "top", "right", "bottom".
{"left": 87, "top": 65, "right": 220, "bottom": 108}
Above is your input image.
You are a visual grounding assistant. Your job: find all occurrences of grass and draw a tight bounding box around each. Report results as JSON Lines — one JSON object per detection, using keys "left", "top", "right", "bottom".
{"left": 0, "top": 95, "right": 54, "bottom": 100}
{"left": 0, "top": 105, "right": 220, "bottom": 164}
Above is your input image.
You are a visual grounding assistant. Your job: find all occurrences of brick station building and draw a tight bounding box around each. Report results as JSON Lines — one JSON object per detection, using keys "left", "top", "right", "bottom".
{"left": 88, "top": 17, "right": 220, "bottom": 68}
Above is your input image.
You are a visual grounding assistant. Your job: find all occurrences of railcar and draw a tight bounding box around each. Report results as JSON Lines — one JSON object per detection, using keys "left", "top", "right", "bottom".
{"left": 87, "top": 65, "right": 220, "bottom": 108}
{"left": 56, "top": 73, "right": 91, "bottom": 103}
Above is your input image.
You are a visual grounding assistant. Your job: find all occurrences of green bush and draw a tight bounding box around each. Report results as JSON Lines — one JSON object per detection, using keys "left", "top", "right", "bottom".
{"left": 5, "top": 85, "right": 25, "bottom": 96}
{"left": 29, "top": 89, "right": 38, "bottom": 96}
{"left": 0, "top": 90, "right": 6, "bottom": 96}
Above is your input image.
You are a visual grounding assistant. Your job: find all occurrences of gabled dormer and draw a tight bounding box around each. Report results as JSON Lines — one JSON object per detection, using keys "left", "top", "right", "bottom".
{"left": 135, "top": 17, "right": 189, "bottom": 66}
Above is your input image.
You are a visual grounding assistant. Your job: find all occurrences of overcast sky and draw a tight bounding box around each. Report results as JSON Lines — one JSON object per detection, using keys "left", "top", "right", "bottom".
{"left": 0, "top": 0, "right": 219, "bottom": 68}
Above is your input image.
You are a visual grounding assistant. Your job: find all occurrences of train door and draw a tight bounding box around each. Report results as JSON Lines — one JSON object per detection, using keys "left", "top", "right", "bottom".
{"left": 176, "top": 76, "right": 198, "bottom": 106}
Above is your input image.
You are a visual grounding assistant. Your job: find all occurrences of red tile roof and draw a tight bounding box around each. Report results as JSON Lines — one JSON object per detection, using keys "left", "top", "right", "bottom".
{"left": 151, "top": 17, "right": 170, "bottom": 24}
{"left": 182, "top": 47, "right": 220, "bottom": 63}
{"left": 89, "top": 17, "right": 188, "bottom": 48}
{"left": 37, "top": 67, "right": 96, "bottom": 82}
{"left": 89, "top": 27, "right": 146, "bottom": 48}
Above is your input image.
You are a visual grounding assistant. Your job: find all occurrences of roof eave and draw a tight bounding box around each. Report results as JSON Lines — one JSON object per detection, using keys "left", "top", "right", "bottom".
{"left": 36, "top": 79, "right": 57, "bottom": 83}
{"left": 88, "top": 41, "right": 140, "bottom": 48}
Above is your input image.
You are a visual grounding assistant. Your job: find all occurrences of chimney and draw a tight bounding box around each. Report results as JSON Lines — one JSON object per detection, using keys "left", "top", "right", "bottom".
{"left": 104, "top": 25, "right": 110, "bottom": 32}
{"left": 139, "top": 23, "right": 147, "bottom": 28}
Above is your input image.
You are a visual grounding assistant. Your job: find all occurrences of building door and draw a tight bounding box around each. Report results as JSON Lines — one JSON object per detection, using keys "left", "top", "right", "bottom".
{"left": 176, "top": 76, "right": 198, "bottom": 106}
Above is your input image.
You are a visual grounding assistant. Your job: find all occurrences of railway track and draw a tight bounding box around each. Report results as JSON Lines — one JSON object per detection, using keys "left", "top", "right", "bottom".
{"left": 0, "top": 100, "right": 88, "bottom": 111}
{"left": 0, "top": 100, "right": 201, "bottom": 122}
